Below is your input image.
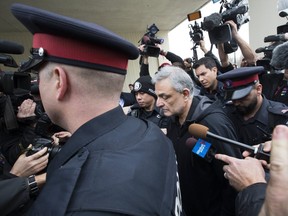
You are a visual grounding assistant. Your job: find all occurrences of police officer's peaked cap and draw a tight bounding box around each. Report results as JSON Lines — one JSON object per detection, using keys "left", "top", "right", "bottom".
{"left": 217, "top": 66, "right": 265, "bottom": 100}
{"left": 11, "top": 3, "right": 139, "bottom": 75}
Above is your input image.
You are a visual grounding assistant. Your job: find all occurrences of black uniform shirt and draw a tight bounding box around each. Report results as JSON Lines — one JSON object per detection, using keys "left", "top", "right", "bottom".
{"left": 128, "top": 104, "right": 169, "bottom": 129}
{"left": 227, "top": 96, "right": 288, "bottom": 145}
{"left": 29, "top": 106, "right": 182, "bottom": 216}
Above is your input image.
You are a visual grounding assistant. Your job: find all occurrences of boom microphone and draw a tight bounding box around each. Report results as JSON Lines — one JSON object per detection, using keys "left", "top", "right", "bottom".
{"left": 0, "top": 40, "right": 24, "bottom": 54}
{"left": 188, "top": 123, "right": 270, "bottom": 162}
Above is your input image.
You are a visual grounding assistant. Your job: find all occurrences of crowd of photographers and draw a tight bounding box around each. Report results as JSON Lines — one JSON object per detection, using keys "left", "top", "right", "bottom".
{"left": 1, "top": 0, "right": 288, "bottom": 215}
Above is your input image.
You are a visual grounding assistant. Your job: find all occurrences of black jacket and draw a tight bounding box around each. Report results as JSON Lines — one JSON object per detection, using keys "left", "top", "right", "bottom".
{"left": 167, "top": 95, "right": 242, "bottom": 216}
{"left": 127, "top": 103, "right": 169, "bottom": 129}
{"left": 235, "top": 183, "right": 266, "bottom": 216}
{"left": 225, "top": 96, "right": 288, "bottom": 145}
{"left": 0, "top": 177, "right": 30, "bottom": 216}
{"left": 28, "top": 106, "right": 182, "bottom": 216}
{"left": 260, "top": 73, "right": 288, "bottom": 105}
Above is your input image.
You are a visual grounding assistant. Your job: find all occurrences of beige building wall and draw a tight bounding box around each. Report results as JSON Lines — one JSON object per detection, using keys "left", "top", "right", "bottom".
{"left": 249, "top": 0, "right": 285, "bottom": 59}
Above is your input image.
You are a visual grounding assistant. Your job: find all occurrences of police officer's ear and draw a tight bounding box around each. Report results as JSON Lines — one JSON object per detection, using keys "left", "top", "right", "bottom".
{"left": 255, "top": 83, "right": 263, "bottom": 95}
{"left": 53, "top": 66, "right": 68, "bottom": 100}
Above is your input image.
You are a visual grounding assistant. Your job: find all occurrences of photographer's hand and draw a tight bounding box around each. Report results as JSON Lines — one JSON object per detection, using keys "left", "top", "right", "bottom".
{"left": 156, "top": 44, "right": 167, "bottom": 56}
{"left": 10, "top": 146, "right": 49, "bottom": 177}
{"left": 52, "top": 131, "right": 71, "bottom": 145}
{"left": 242, "top": 141, "right": 271, "bottom": 169}
{"left": 138, "top": 44, "right": 145, "bottom": 53}
{"left": 225, "top": 20, "right": 257, "bottom": 66}
{"left": 17, "top": 99, "right": 36, "bottom": 118}
{"left": 225, "top": 20, "right": 238, "bottom": 38}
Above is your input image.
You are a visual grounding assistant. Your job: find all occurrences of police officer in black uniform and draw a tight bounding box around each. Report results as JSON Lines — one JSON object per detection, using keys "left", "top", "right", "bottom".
{"left": 128, "top": 75, "right": 169, "bottom": 129}
{"left": 10, "top": 3, "right": 183, "bottom": 215}
{"left": 217, "top": 66, "right": 288, "bottom": 146}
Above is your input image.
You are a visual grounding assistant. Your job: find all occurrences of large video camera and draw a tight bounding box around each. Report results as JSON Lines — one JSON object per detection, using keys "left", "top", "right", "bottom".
{"left": 0, "top": 40, "right": 30, "bottom": 95}
{"left": 139, "top": 24, "right": 164, "bottom": 57}
{"left": 201, "top": 0, "right": 250, "bottom": 53}
{"left": 0, "top": 40, "right": 32, "bottom": 131}
{"left": 256, "top": 23, "right": 288, "bottom": 71}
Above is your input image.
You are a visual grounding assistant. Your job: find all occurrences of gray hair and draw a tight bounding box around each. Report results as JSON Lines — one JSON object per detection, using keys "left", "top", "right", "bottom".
{"left": 152, "top": 66, "right": 194, "bottom": 98}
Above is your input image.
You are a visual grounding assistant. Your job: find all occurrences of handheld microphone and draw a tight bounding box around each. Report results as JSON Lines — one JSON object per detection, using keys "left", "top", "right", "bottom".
{"left": 185, "top": 137, "right": 198, "bottom": 148}
{"left": 186, "top": 137, "right": 216, "bottom": 162}
{"left": 188, "top": 123, "right": 270, "bottom": 162}
{"left": 0, "top": 40, "right": 24, "bottom": 54}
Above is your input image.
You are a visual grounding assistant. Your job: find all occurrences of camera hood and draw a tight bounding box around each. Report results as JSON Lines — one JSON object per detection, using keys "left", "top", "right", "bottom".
{"left": 208, "top": 24, "right": 232, "bottom": 44}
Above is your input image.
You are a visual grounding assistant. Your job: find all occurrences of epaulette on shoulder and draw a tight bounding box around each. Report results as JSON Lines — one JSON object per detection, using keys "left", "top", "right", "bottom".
{"left": 267, "top": 106, "right": 288, "bottom": 116}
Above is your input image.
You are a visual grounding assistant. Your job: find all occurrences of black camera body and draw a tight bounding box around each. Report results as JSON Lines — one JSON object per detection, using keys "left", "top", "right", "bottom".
{"left": 256, "top": 23, "right": 288, "bottom": 71}
{"left": 220, "top": 0, "right": 249, "bottom": 28}
{"left": 0, "top": 40, "right": 33, "bottom": 131}
{"left": 0, "top": 40, "right": 30, "bottom": 95}
{"left": 26, "top": 137, "right": 61, "bottom": 161}
{"left": 189, "top": 21, "right": 203, "bottom": 44}
{"left": 0, "top": 70, "right": 31, "bottom": 96}
{"left": 256, "top": 42, "right": 281, "bottom": 71}
{"left": 139, "top": 24, "right": 164, "bottom": 57}
{"left": 201, "top": 0, "right": 249, "bottom": 53}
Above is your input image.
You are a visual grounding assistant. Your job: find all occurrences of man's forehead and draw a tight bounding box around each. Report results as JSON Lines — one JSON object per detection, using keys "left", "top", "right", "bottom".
{"left": 155, "top": 79, "right": 173, "bottom": 90}
{"left": 155, "top": 86, "right": 178, "bottom": 98}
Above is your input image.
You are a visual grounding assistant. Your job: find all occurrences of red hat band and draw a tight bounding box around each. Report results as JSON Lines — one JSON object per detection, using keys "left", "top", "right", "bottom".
{"left": 33, "top": 33, "right": 128, "bottom": 72}
{"left": 224, "top": 74, "right": 259, "bottom": 89}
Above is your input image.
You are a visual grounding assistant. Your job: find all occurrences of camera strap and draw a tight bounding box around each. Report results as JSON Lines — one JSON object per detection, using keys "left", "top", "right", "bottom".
{"left": 4, "top": 95, "right": 18, "bottom": 131}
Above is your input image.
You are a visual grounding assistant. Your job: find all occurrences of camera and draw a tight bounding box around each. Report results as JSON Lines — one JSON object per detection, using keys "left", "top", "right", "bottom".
{"left": 0, "top": 40, "right": 30, "bottom": 96}
{"left": 26, "top": 137, "right": 61, "bottom": 161}
{"left": 189, "top": 21, "right": 203, "bottom": 45}
{"left": 201, "top": 0, "right": 249, "bottom": 53}
{"left": 139, "top": 24, "right": 164, "bottom": 57}
{"left": 256, "top": 42, "right": 282, "bottom": 71}
{"left": 0, "top": 40, "right": 33, "bottom": 131}
{"left": 256, "top": 23, "right": 288, "bottom": 71}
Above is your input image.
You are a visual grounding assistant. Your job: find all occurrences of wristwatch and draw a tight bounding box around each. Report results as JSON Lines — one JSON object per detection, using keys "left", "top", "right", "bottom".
{"left": 28, "top": 174, "right": 39, "bottom": 198}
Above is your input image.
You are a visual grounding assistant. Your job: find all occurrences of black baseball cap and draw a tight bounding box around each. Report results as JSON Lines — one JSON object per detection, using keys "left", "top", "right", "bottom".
{"left": 132, "top": 76, "right": 157, "bottom": 99}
